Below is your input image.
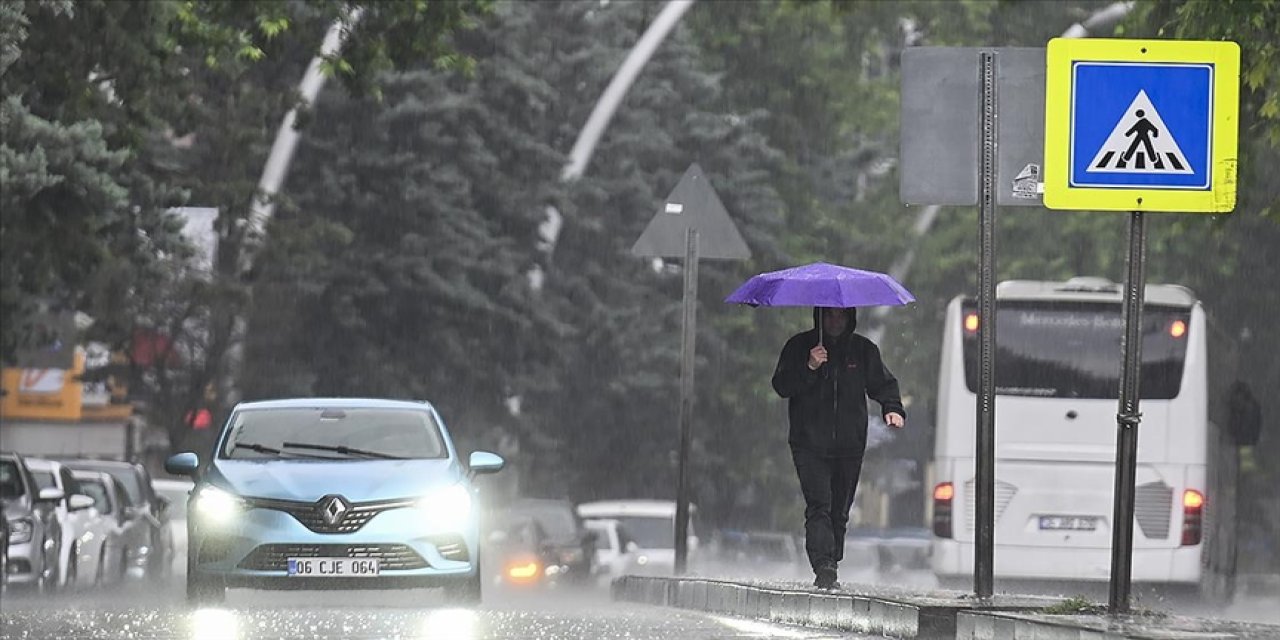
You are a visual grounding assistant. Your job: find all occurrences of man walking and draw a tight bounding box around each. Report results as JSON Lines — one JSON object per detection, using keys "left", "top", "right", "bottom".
{"left": 772, "top": 307, "right": 905, "bottom": 589}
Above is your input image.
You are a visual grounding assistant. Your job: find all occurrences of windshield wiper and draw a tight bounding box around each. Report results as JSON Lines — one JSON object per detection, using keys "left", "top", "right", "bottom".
{"left": 233, "top": 442, "right": 335, "bottom": 460}
{"left": 234, "top": 442, "right": 284, "bottom": 455}
{"left": 281, "top": 441, "right": 405, "bottom": 460}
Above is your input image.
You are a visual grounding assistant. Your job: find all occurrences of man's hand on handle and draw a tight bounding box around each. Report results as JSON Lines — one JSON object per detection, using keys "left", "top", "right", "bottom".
{"left": 807, "top": 345, "right": 828, "bottom": 370}
{"left": 885, "top": 412, "right": 905, "bottom": 429}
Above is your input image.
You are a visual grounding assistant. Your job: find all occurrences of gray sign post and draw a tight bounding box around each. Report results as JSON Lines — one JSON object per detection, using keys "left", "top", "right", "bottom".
{"left": 974, "top": 50, "right": 999, "bottom": 600}
{"left": 632, "top": 163, "right": 750, "bottom": 574}
{"left": 900, "top": 47, "right": 1041, "bottom": 599}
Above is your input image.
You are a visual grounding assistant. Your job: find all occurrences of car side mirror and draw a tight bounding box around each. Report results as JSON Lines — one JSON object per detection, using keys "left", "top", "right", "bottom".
{"left": 625, "top": 541, "right": 640, "bottom": 554}
{"left": 468, "top": 451, "right": 505, "bottom": 475}
{"left": 69, "top": 494, "right": 96, "bottom": 511}
{"left": 165, "top": 452, "right": 200, "bottom": 476}
{"left": 38, "top": 487, "right": 66, "bottom": 503}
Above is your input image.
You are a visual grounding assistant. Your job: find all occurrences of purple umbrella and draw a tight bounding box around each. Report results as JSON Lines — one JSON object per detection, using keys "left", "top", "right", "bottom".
{"left": 724, "top": 262, "right": 915, "bottom": 309}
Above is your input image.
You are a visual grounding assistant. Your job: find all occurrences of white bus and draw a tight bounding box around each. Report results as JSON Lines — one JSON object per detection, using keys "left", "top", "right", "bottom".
{"left": 929, "top": 277, "right": 1255, "bottom": 601}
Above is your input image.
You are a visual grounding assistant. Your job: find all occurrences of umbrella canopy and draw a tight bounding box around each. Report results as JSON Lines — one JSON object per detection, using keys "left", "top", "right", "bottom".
{"left": 724, "top": 262, "right": 915, "bottom": 308}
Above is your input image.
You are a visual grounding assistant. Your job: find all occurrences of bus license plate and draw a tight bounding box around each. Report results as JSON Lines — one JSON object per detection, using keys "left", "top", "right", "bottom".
{"left": 287, "top": 557, "right": 380, "bottom": 577}
{"left": 1038, "top": 516, "right": 1098, "bottom": 531}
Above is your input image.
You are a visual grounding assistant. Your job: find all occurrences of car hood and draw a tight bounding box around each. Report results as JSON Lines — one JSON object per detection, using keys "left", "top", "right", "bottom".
{"left": 208, "top": 458, "right": 462, "bottom": 503}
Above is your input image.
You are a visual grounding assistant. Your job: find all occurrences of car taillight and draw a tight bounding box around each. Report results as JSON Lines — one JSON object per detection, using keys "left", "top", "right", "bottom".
{"left": 933, "top": 482, "right": 954, "bottom": 539}
{"left": 1181, "top": 489, "right": 1204, "bottom": 546}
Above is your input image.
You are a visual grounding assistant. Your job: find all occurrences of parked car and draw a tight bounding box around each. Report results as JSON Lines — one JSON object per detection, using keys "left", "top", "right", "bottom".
{"left": 71, "top": 470, "right": 134, "bottom": 586}
{"left": 1, "top": 451, "right": 63, "bottom": 594}
{"left": 26, "top": 458, "right": 101, "bottom": 591}
{"left": 164, "top": 398, "right": 505, "bottom": 604}
{"left": 583, "top": 518, "right": 639, "bottom": 587}
{"left": 151, "top": 478, "right": 194, "bottom": 577}
{"left": 503, "top": 498, "right": 595, "bottom": 584}
{"left": 58, "top": 458, "right": 175, "bottom": 582}
{"left": 578, "top": 500, "right": 699, "bottom": 576}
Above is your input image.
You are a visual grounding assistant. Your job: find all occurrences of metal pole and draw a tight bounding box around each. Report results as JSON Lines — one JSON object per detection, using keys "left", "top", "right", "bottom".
{"left": 674, "top": 227, "right": 699, "bottom": 575}
{"left": 974, "top": 50, "right": 999, "bottom": 600}
{"left": 1109, "top": 211, "right": 1147, "bottom": 613}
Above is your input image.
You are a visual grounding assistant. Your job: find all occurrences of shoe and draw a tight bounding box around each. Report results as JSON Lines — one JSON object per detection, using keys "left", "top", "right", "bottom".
{"left": 813, "top": 566, "right": 838, "bottom": 590}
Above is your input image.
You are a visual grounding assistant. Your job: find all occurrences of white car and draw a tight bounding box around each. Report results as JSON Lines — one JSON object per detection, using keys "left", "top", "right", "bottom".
{"left": 71, "top": 470, "right": 134, "bottom": 586}
{"left": 583, "top": 518, "right": 640, "bottom": 586}
{"left": 26, "top": 459, "right": 102, "bottom": 591}
{"left": 150, "top": 478, "right": 193, "bottom": 577}
{"left": 577, "top": 500, "right": 699, "bottom": 576}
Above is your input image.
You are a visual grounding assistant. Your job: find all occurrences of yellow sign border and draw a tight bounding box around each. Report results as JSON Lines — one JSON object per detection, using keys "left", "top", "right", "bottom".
{"left": 1043, "top": 38, "right": 1240, "bottom": 213}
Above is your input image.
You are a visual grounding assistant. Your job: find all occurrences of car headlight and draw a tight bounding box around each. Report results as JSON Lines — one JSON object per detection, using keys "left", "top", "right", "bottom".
{"left": 416, "top": 484, "right": 472, "bottom": 532}
{"left": 194, "top": 486, "right": 243, "bottom": 524}
{"left": 9, "top": 518, "right": 33, "bottom": 544}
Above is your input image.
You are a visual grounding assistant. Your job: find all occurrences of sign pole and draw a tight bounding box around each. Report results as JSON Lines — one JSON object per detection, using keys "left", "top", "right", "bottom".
{"left": 674, "top": 227, "right": 699, "bottom": 575}
{"left": 974, "top": 50, "right": 999, "bottom": 600}
{"left": 1109, "top": 211, "right": 1147, "bottom": 613}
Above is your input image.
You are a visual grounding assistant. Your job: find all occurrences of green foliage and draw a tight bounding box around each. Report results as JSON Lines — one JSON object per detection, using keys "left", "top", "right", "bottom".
{"left": 0, "top": 96, "right": 129, "bottom": 355}
{"left": 1043, "top": 595, "right": 1104, "bottom": 615}
{"left": 1135, "top": 0, "right": 1280, "bottom": 147}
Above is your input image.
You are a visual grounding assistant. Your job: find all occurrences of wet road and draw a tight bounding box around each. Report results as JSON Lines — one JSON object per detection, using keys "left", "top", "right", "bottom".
{"left": 0, "top": 586, "right": 872, "bottom": 640}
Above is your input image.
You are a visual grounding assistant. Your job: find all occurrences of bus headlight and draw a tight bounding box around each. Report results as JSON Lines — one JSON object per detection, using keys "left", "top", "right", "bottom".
{"left": 417, "top": 484, "right": 472, "bottom": 532}
{"left": 194, "top": 486, "right": 243, "bottom": 524}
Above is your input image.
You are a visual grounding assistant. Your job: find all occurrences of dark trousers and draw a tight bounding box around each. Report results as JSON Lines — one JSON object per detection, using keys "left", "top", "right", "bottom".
{"left": 791, "top": 446, "right": 865, "bottom": 572}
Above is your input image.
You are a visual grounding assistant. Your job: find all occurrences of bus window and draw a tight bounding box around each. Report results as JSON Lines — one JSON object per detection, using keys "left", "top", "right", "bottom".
{"left": 962, "top": 302, "right": 1191, "bottom": 399}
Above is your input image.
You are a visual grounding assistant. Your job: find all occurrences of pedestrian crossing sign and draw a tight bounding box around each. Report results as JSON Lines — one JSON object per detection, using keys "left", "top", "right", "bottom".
{"left": 1043, "top": 38, "right": 1240, "bottom": 213}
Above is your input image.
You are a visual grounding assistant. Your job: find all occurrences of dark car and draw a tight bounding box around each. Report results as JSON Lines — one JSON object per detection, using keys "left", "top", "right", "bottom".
{"left": 502, "top": 498, "right": 596, "bottom": 583}
{"left": 489, "top": 514, "right": 563, "bottom": 588}
{"left": 57, "top": 459, "right": 174, "bottom": 581}
{"left": 1, "top": 451, "right": 63, "bottom": 593}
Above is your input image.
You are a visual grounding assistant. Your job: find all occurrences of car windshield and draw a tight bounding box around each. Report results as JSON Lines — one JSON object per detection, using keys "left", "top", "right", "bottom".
{"left": 220, "top": 407, "right": 447, "bottom": 460}
{"left": 103, "top": 470, "right": 145, "bottom": 506}
{"left": 507, "top": 502, "right": 578, "bottom": 540}
{"left": 30, "top": 470, "right": 56, "bottom": 491}
{"left": 614, "top": 516, "right": 674, "bottom": 549}
{"left": 1, "top": 460, "right": 26, "bottom": 500}
{"left": 79, "top": 479, "right": 112, "bottom": 514}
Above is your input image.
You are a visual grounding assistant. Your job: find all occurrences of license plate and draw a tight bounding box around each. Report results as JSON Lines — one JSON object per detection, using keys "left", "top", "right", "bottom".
{"left": 1038, "top": 516, "right": 1098, "bottom": 531}
{"left": 287, "top": 557, "right": 380, "bottom": 577}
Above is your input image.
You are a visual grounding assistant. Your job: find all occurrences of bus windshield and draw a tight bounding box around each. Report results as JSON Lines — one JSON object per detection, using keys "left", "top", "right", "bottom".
{"left": 962, "top": 302, "right": 1191, "bottom": 399}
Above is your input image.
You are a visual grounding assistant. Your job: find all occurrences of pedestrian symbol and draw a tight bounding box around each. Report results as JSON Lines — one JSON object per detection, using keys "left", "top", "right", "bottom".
{"left": 1087, "top": 91, "right": 1192, "bottom": 174}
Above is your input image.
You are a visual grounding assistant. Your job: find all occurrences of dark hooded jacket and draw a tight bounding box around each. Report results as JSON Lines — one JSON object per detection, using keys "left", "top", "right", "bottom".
{"left": 771, "top": 308, "right": 905, "bottom": 456}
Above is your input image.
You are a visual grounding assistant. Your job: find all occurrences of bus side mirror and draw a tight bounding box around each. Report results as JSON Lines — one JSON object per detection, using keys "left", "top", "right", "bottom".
{"left": 1228, "top": 381, "right": 1261, "bottom": 447}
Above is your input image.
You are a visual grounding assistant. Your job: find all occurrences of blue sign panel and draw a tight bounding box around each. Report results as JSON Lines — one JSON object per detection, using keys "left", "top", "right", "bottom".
{"left": 1069, "top": 62, "right": 1213, "bottom": 190}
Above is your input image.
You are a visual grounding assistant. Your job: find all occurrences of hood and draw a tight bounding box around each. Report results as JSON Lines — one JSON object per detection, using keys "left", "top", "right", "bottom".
{"left": 209, "top": 458, "right": 462, "bottom": 502}
{"left": 812, "top": 306, "right": 858, "bottom": 341}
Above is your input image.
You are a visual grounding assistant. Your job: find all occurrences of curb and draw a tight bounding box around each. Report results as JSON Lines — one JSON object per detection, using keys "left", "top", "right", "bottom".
{"left": 613, "top": 575, "right": 983, "bottom": 639}
{"left": 611, "top": 575, "right": 1280, "bottom": 640}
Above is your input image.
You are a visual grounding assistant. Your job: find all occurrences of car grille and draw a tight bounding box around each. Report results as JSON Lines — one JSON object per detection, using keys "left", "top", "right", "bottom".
{"left": 237, "top": 544, "right": 429, "bottom": 571}
{"left": 244, "top": 496, "right": 415, "bottom": 534}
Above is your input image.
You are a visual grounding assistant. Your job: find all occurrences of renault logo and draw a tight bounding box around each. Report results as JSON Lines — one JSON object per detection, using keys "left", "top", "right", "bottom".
{"left": 320, "top": 495, "right": 349, "bottom": 525}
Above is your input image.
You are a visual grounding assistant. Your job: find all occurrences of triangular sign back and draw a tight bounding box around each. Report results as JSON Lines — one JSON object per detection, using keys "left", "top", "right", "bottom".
{"left": 631, "top": 163, "right": 751, "bottom": 260}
